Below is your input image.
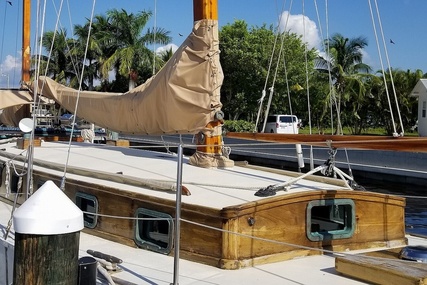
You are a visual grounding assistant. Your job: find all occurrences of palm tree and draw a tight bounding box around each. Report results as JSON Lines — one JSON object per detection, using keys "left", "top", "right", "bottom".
{"left": 36, "top": 29, "right": 76, "bottom": 84}
{"left": 316, "top": 33, "right": 371, "bottom": 134}
{"left": 100, "top": 9, "right": 171, "bottom": 91}
{"left": 72, "top": 17, "right": 107, "bottom": 90}
{"left": 159, "top": 47, "right": 174, "bottom": 63}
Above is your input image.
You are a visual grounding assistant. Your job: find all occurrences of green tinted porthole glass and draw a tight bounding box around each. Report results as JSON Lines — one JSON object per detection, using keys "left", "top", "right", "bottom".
{"left": 306, "top": 199, "right": 355, "bottom": 242}
{"left": 134, "top": 208, "right": 174, "bottom": 255}
{"left": 75, "top": 192, "right": 98, "bottom": 228}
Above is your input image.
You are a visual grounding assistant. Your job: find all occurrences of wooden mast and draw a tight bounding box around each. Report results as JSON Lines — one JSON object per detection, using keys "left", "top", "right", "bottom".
{"left": 193, "top": 0, "right": 219, "bottom": 156}
{"left": 22, "top": 0, "right": 31, "bottom": 88}
{"left": 193, "top": 0, "right": 221, "bottom": 155}
{"left": 191, "top": 0, "right": 234, "bottom": 167}
{"left": 193, "top": 0, "right": 218, "bottom": 21}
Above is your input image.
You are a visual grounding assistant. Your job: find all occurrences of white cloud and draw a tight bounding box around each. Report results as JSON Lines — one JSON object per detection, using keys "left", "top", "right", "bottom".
{"left": 360, "top": 49, "right": 376, "bottom": 70}
{"left": 0, "top": 54, "right": 21, "bottom": 88}
{"left": 1, "top": 54, "right": 21, "bottom": 72}
{"left": 278, "top": 11, "right": 321, "bottom": 49}
{"left": 156, "top": 43, "right": 178, "bottom": 54}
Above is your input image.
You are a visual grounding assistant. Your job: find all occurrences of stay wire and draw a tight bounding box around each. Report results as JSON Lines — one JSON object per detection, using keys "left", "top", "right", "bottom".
{"left": 254, "top": 0, "right": 286, "bottom": 131}
{"left": 373, "top": 0, "right": 404, "bottom": 136}
{"left": 367, "top": 0, "right": 398, "bottom": 136}
{"left": 61, "top": 0, "right": 97, "bottom": 190}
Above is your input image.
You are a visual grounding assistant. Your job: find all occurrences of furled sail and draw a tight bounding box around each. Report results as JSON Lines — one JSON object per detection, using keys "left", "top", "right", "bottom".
{"left": 36, "top": 19, "right": 223, "bottom": 135}
{"left": 0, "top": 90, "right": 33, "bottom": 126}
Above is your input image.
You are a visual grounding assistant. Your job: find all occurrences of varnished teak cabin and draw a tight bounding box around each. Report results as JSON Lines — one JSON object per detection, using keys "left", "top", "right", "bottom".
{"left": 0, "top": 140, "right": 406, "bottom": 270}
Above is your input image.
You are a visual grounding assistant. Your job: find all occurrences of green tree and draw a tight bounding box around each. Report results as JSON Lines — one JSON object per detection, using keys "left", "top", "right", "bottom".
{"left": 219, "top": 20, "right": 316, "bottom": 124}
{"left": 37, "top": 29, "right": 76, "bottom": 84}
{"left": 373, "top": 69, "right": 423, "bottom": 135}
{"left": 72, "top": 20, "right": 105, "bottom": 90}
{"left": 316, "top": 33, "right": 371, "bottom": 134}
{"left": 159, "top": 47, "right": 174, "bottom": 64}
{"left": 101, "top": 9, "right": 171, "bottom": 91}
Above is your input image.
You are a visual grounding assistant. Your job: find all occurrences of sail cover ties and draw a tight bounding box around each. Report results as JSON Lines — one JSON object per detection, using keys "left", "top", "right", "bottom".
{"left": 189, "top": 120, "right": 234, "bottom": 168}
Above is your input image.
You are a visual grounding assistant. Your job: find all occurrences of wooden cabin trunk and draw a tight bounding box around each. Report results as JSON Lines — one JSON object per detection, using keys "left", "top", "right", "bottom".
{"left": 1, "top": 167, "right": 407, "bottom": 270}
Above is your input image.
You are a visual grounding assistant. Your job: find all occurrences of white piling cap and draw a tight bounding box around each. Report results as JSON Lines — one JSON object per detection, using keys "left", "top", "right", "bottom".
{"left": 13, "top": 180, "right": 84, "bottom": 234}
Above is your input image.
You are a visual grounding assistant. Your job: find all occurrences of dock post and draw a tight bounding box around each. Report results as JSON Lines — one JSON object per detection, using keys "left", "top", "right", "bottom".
{"left": 12, "top": 180, "right": 83, "bottom": 285}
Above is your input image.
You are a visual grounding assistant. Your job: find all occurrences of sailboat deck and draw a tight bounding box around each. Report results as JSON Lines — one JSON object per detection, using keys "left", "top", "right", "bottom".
{"left": 0, "top": 140, "right": 345, "bottom": 210}
{"left": 0, "top": 202, "right": 361, "bottom": 285}
{"left": 0, "top": 200, "right": 425, "bottom": 285}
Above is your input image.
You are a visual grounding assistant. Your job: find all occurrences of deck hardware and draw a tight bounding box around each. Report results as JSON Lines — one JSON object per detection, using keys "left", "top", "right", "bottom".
{"left": 247, "top": 217, "right": 255, "bottom": 226}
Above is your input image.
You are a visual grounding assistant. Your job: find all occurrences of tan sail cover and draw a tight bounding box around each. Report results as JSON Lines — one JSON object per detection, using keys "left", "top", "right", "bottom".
{"left": 0, "top": 89, "right": 32, "bottom": 126}
{"left": 36, "top": 19, "right": 223, "bottom": 135}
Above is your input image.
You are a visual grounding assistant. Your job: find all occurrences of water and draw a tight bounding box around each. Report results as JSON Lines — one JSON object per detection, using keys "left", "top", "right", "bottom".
{"left": 358, "top": 178, "right": 427, "bottom": 237}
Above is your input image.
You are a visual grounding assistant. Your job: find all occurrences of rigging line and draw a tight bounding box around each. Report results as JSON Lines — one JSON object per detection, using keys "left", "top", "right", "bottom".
{"left": 75, "top": 210, "right": 417, "bottom": 264}
{"left": 33, "top": 0, "right": 45, "bottom": 82}
{"left": 278, "top": 2, "right": 294, "bottom": 117}
{"left": 260, "top": 0, "right": 294, "bottom": 133}
{"left": 373, "top": 0, "right": 404, "bottom": 136}
{"left": 265, "top": 2, "right": 289, "bottom": 115}
{"left": 324, "top": 1, "right": 342, "bottom": 135}
{"left": 12, "top": 0, "right": 21, "bottom": 87}
{"left": 3, "top": 149, "right": 31, "bottom": 239}
{"left": 301, "top": 0, "right": 314, "bottom": 170}
{"left": 182, "top": 218, "right": 404, "bottom": 260}
{"left": 325, "top": 0, "right": 334, "bottom": 134}
{"left": 26, "top": 0, "right": 49, "bottom": 197}
{"left": 314, "top": 0, "right": 335, "bottom": 134}
{"left": 254, "top": 0, "right": 286, "bottom": 131}
{"left": 367, "top": 0, "right": 398, "bottom": 136}
{"left": 48, "top": 0, "right": 81, "bottom": 82}
{"left": 315, "top": 0, "right": 351, "bottom": 172}
{"left": 40, "top": 0, "right": 65, "bottom": 79}
{"left": 61, "top": 0, "right": 97, "bottom": 190}
{"left": 282, "top": 55, "right": 293, "bottom": 116}
{"left": 65, "top": 0, "right": 81, "bottom": 81}
{"left": 152, "top": 0, "right": 157, "bottom": 76}
{"left": 301, "top": 0, "right": 311, "bottom": 135}
{"left": 31, "top": 0, "right": 65, "bottom": 165}
{"left": 0, "top": 0, "right": 8, "bottom": 76}
{"left": 33, "top": 0, "right": 59, "bottom": 113}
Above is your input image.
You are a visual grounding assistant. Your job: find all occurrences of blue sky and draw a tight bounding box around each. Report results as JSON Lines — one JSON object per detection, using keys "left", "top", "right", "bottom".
{"left": 1, "top": 0, "right": 426, "bottom": 88}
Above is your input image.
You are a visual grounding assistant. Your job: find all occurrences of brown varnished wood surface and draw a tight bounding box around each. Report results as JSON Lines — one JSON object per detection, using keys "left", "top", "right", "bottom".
{"left": 1, "top": 164, "right": 408, "bottom": 269}
{"left": 226, "top": 132, "right": 427, "bottom": 153}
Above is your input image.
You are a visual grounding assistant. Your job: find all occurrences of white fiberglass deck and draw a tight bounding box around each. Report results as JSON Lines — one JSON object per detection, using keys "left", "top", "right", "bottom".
{"left": 1, "top": 201, "right": 426, "bottom": 285}
{"left": 0, "top": 140, "right": 425, "bottom": 285}
{"left": 0, "top": 140, "right": 344, "bottom": 209}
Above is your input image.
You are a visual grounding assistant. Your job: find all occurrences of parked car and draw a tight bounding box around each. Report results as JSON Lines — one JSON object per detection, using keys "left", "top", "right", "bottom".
{"left": 264, "top": 114, "right": 300, "bottom": 134}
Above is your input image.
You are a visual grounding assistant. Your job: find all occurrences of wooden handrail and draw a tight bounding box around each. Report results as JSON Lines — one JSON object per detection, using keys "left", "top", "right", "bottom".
{"left": 225, "top": 132, "right": 427, "bottom": 153}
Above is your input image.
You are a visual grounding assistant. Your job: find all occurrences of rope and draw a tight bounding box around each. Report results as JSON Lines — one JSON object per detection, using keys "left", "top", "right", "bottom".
{"left": 81, "top": 129, "right": 95, "bottom": 143}
{"left": 2, "top": 154, "right": 28, "bottom": 240}
{"left": 372, "top": 0, "right": 404, "bottom": 136}
{"left": 61, "top": 0, "right": 97, "bottom": 190}
{"left": 261, "top": 1, "right": 295, "bottom": 134}
{"left": 12, "top": 0, "right": 21, "bottom": 86}
{"left": 28, "top": 0, "right": 51, "bottom": 196}
{"left": 313, "top": 0, "right": 336, "bottom": 134}
{"left": 75, "top": 210, "right": 416, "bottom": 264}
{"left": 367, "top": 0, "right": 401, "bottom": 137}
{"left": 152, "top": 0, "right": 157, "bottom": 76}
{"left": 254, "top": 0, "right": 289, "bottom": 131}
{"left": 0, "top": 0, "right": 8, "bottom": 75}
